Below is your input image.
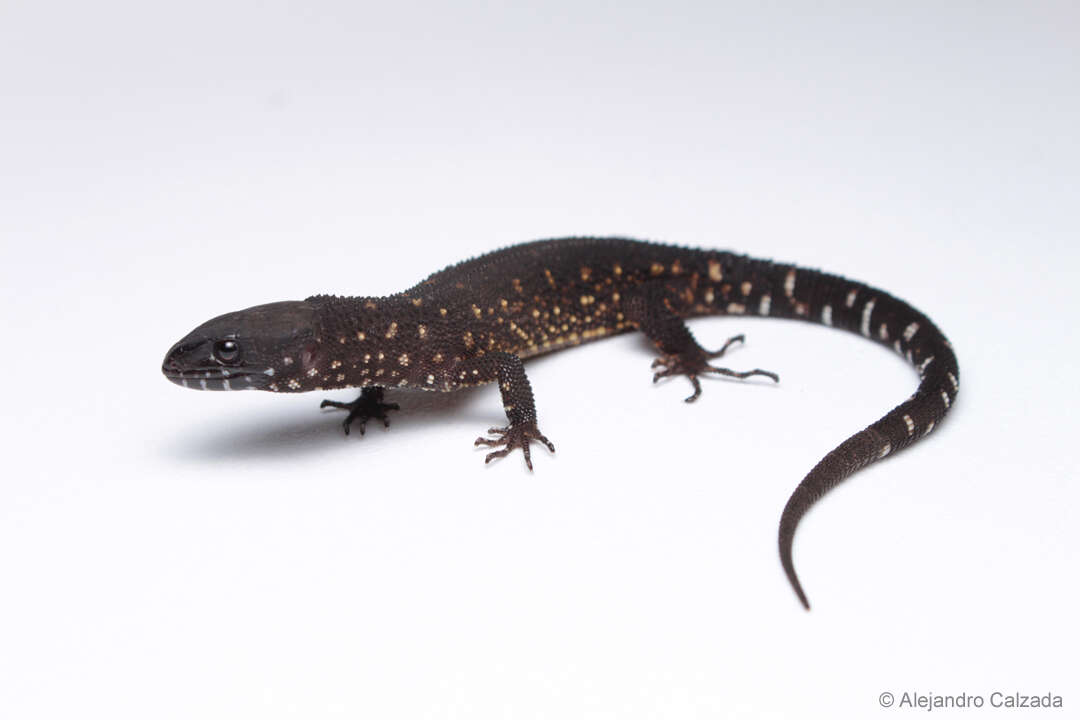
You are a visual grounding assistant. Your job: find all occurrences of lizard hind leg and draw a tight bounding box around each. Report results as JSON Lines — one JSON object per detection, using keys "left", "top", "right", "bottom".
{"left": 626, "top": 290, "right": 778, "bottom": 402}
{"left": 651, "top": 343, "right": 779, "bottom": 403}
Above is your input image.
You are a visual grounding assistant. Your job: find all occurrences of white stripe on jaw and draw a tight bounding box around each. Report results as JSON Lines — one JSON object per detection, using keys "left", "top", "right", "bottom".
{"left": 222, "top": 379, "right": 231, "bottom": 390}
{"left": 264, "top": 368, "right": 276, "bottom": 376}
{"left": 199, "top": 378, "right": 208, "bottom": 390}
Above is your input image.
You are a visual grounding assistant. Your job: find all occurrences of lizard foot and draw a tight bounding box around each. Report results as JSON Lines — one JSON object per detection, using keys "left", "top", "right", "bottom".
{"left": 320, "top": 387, "right": 400, "bottom": 436}
{"left": 651, "top": 335, "right": 779, "bottom": 403}
{"left": 474, "top": 422, "right": 555, "bottom": 471}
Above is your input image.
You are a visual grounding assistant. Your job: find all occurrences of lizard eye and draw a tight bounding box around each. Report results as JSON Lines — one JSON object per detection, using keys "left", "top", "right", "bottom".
{"left": 213, "top": 339, "right": 241, "bottom": 364}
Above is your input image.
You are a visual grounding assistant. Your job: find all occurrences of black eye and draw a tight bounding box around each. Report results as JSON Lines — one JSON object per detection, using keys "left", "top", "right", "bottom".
{"left": 213, "top": 339, "right": 241, "bottom": 363}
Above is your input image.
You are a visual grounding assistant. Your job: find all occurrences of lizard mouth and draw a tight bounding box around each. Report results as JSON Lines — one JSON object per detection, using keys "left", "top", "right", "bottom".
{"left": 162, "top": 367, "right": 268, "bottom": 391}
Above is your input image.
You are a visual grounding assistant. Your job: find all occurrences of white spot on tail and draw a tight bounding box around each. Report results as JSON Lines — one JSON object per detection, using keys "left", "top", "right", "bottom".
{"left": 845, "top": 288, "right": 858, "bottom": 308}
{"left": 918, "top": 355, "right": 935, "bottom": 375}
{"left": 758, "top": 295, "right": 771, "bottom": 315}
{"left": 903, "top": 414, "right": 915, "bottom": 436}
{"left": 860, "top": 299, "right": 876, "bottom": 337}
{"left": 903, "top": 322, "right": 920, "bottom": 342}
{"left": 784, "top": 269, "right": 796, "bottom": 298}
{"left": 947, "top": 372, "right": 959, "bottom": 393}
{"left": 727, "top": 302, "right": 746, "bottom": 315}
{"left": 941, "top": 390, "right": 951, "bottom": 408}
{"left": 878, "top": 323, "right": 889, "bottom": 341}
{"left": 925, "top": 420, "right": 935, "bottom": 435}
{"left": 822, "top": 305, "right": 833, "bottom": 326}
{"left": 879, "top": 442, "right": 892, "bottom": 458}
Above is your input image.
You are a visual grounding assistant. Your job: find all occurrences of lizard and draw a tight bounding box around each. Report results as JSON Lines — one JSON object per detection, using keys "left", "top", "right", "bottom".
{"left": 162, "top": 236, "right": 959, "bottom": 609}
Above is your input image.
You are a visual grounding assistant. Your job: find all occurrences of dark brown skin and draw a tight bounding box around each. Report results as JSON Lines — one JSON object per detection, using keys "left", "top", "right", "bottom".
{"left": 163, "top": 237, "right": 959, "bottom": 609}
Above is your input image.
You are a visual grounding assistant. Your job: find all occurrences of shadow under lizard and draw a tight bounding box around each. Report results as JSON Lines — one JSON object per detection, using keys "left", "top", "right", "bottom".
{"left": 162, "top": 237, "right": 960, "bottom": 609}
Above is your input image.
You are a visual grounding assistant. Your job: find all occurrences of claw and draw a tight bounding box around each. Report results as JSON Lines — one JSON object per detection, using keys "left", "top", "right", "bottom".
{"left": 684, "top": 374, "right": 703, "bottom": 403}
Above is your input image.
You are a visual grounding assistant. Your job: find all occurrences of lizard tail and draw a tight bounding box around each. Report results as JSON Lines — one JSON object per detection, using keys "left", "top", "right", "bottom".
{"left": 766, "top": 265, "right": 959, "bottom": 610}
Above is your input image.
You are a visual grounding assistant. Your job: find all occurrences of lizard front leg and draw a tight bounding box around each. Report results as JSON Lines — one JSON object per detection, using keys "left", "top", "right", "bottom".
{"left": 464, "top": 352, "right": 555, "bottom": 470}
{"left": 320, "top": 386, "right": 400, "bottom": 435}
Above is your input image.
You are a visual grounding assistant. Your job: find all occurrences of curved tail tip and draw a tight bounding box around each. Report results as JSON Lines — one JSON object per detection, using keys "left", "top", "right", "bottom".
{"left": 782, "top": 559, "right": 812, "bottom": 610}
{"left": 794, "top": 585, "right": 811, "bottom": 611}
{"left": 781, "top": 532, "right": 812, "bottom": 610}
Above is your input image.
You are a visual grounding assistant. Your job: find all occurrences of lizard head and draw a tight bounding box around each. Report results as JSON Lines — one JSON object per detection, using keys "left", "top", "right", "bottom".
{"left": 162, "top": 301, "right": 320, "bottom": 391}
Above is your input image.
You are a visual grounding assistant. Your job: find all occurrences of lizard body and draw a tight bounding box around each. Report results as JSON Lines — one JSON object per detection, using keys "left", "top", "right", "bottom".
{"left": 162, "top": 237, "right": 959, "bottom": 608}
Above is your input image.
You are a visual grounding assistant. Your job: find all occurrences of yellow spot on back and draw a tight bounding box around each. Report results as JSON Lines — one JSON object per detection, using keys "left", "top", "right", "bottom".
{"left": 418, "top": 324, "right": 427, "bottom": 338}
{"left": 650, "top": 262, "right": 664, "bottom": 276}
{"left": 580, "top": 266, "right": 592, "bottom": 281}
{"left": 385, "top": 322, "right": 398, "bottom": 339}
{"left": 708, "top": 260, "right": 723, "bottom": 281}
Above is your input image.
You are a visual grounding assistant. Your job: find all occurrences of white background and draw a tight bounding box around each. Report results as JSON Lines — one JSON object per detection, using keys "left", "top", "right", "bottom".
{"left": 2, "top": 1, "right": 1077, "bottom": 718}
